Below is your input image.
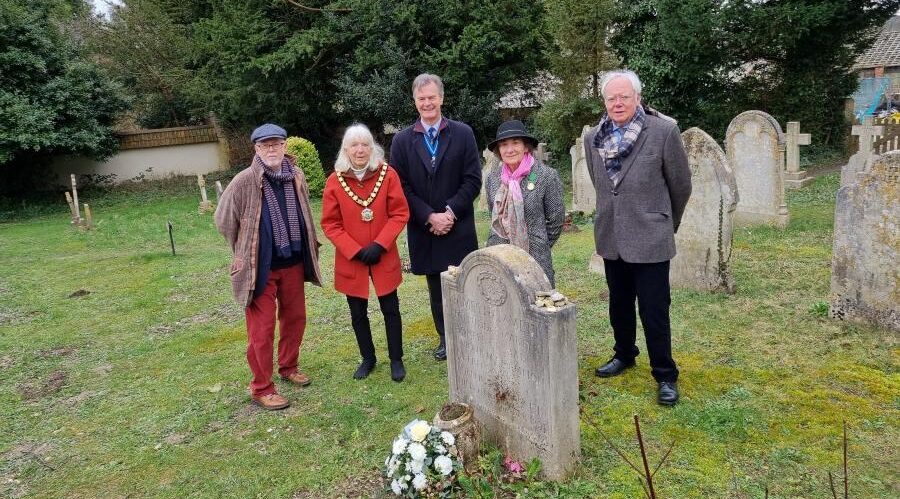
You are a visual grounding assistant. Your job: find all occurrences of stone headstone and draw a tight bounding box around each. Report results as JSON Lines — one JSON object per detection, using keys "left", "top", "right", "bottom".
{"left": 479, "top": 148, "right": 498, "bottom": 211}
{"left": 535, "top": 142, "right": 550, "bottom": 164}
{"left": 671, "top": 128, "right": 738, "bottom": 293}
{"left": 571, "top": 125, "right": 595, "bottom": 213}
{"left": 843, "top": 117, "right": 884, "bottom": 187}
{"left": 726, "top": 110, "right": 789, "bottom": 228}
{"left": 442, "top": 245, "right": 580, "bottom": 479}
{"left": 197, "top": 174, "right": 214, "bottom": 214}
{"left": 783, "top": 121, "right": 813, "bottom": 189}
{"left": 70, "top": 174, "right": 82, "bottom": 223}
{"left": 830, "top": 152, "right": 900, "bottom": 332}
{"left": 215, "top": 181, "right": 224, "bottom": 201}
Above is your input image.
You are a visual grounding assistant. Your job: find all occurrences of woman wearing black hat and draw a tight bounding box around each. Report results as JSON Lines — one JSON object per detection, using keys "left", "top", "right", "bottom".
{"left": 485, "top": 120, "right": 565, "bottom": 286}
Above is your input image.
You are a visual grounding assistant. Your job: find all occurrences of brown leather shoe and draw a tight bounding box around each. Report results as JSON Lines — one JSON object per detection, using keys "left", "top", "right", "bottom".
{"left": 251, "top": 393, "right": 290, "bottom": 411}
{"left": 281, "top": 371, "right": 311, "bottom": 387}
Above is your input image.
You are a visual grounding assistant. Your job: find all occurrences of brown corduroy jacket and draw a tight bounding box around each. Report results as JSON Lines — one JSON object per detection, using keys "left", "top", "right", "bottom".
{"left": 214, "top": 155, "right": 322, "bottom": 307}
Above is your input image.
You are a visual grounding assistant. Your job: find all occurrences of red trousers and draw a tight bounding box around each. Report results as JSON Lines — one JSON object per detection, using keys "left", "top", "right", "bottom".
{"left": 245, "top": 263, "right": 306, "bottom": 396}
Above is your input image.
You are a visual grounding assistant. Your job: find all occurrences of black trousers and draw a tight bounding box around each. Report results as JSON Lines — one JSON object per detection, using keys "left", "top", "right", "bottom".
{"left": 425, "top": 273, "right": 445, "bottom": 338}
{"left": 346, "top": 290, "right": 403, "bottom": 362}
{"left": 603, "top": 258, "right": 678, "bottom": 382}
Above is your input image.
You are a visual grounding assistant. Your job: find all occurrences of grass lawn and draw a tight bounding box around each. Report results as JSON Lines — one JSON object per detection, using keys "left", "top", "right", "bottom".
{"left": 0, "top": 172, "right": 897, "bottom": 498}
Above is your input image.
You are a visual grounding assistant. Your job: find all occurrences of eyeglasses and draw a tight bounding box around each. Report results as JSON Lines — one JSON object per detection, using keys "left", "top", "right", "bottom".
{"left": 605, "top": 94, "right": 635, "bottom": 104}
{"left": 255, "top": 142, "right": 285, "bottom": 151}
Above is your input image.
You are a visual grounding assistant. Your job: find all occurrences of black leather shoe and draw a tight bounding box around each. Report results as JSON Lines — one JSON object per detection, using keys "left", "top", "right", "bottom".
{"left": 390, "top": 360, "right": 406, "bottom": 382}
{"left": 594, "top": 358, "right": 635, "bottom": 378}
{"left": 433, "top": 338, "right": 447, "bottom": 361}
{"left": 353, "top": 359, "right": 376, "bottom": 379}
{"left": 657, "top": 381, "right": 679, "bottom": 406}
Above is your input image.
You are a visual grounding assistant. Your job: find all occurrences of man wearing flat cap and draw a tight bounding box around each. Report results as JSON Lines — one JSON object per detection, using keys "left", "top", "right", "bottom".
{"left": 215, "top": 124, "right": 322, "bottom": 410}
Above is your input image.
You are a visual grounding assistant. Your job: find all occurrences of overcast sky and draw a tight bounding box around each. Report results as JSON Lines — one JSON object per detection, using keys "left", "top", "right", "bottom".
{"left": 90, "top": 0, "right": 118, "bottom": 18}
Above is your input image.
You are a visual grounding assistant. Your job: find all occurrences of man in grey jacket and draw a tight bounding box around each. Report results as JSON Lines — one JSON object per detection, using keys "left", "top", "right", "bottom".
{"left": 584, "top": 70, "right": 692, "bottom": 406}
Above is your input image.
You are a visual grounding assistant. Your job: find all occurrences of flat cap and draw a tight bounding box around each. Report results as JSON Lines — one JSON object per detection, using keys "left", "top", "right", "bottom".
{"left": 250, "top": 123, "right": 287, "bottom": 143}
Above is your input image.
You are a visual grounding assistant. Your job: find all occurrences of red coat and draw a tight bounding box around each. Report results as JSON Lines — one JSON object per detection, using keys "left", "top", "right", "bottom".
{"left": 321, "top": 164, "right": 410, "bottom": 298}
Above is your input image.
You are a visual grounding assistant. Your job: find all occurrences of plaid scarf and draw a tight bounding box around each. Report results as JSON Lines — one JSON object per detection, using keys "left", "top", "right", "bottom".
{"left": 257, "top": 156, "right": 303, "bottom": 258}
{"left": 491, "top": 152, "right": 533, "bottom": 251}
{"left": 593, "top": 105, "right": 646, "bottom": 186}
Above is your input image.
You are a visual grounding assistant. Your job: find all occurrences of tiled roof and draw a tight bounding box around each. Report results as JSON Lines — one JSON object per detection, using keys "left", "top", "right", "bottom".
{"left": 854, "top": 16, "right": 900, "bottom": 70}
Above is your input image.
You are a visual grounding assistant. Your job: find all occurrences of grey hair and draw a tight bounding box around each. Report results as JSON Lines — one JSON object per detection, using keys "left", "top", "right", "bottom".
{"left": 600, "top": 70, "right": 643, "bottom": 98}
{"left": 412, "top": 73, "right": 444, "bottom": 96}
{"left": 334, "top": 124, "right": 384, "bottom": 173}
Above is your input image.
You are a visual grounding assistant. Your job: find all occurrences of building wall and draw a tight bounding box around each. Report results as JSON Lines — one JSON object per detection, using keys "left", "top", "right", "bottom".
{"left": 50, "top": 124, "right": 229, "bottom": 186}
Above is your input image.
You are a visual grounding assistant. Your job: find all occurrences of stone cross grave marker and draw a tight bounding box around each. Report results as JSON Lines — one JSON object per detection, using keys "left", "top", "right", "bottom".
{"left": 442, "top": 245, "right": 580, "bottom": 479}
{"left": 843, "top": 116, "right": 885, "bottom": 187}
{"left": 535, "top": 142, "right": 550, "bottom": 163}
{"left": 726, "top": 110, "right": 789, "bottom": 228}
{"left": 479, "top": 148, "right": 497, "bottom": 211}
{"left": 570, "top": 125, "right": 595, "bottom": 214}
{"left": 671, "top": 128, "right": 739, "bottom": 293}
{"left": 197, "top": 174, "right": 214, "bottom": 213}
{"left": 830, "top": 151, "right": 900, "bottom": 332}
{"left": 783, "top": 121, "right": 813, "bottom": 189}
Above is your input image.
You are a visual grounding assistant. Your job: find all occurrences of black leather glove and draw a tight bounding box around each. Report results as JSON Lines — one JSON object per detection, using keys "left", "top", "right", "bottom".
{"left": 354, "top": 242, "right": 385, "bottom": 265}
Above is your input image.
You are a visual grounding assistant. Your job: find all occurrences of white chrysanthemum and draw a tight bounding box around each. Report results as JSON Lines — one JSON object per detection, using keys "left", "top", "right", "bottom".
{"left": 440, "top": 431, "right": 455, "bottom": 446}
{"left": 392, "top": 437, "right": 409, "bottom": 455}
{"left": 434, "top": 455, "right": 454, "bottom": 476}
{"left": 412, "top": 473, "right": 428, "bottom": 490}
{"left": 409, "top": 459, "right": 424, "bottom": 474}
{"left": 390, "top": 479, "right": 402, "bottom": 495}
{"left": 403, "top": 474, "right": 411, "bottom": 483}
{"left": 409, "top": 420, "right": 431, "bottom": 442}
{"left": 435, "top": 444, "right": 447, "bottom": 454}
{"left": 387, "top": 455, "right": 399, "bottom": 476}
{"left": 407, "top": 442, "right": 427, "bottom": 461}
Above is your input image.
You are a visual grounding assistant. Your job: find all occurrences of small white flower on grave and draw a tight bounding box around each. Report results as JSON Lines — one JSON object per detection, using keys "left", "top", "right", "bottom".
{"left": 440, "top": 431, "right": 455, "bottom": 446}
{"left": 407, "top": 442, "right": 426, "bottom": 461}
{"left": 403, "top": 474, "right": 411, "bottom": 483}
{"left": 435, "top": 444, "right": 446, "bottom": 454}
{"left": 409, "top": 459, "right": 424, "bottom": 474}
{"left": 392, "top": 437, "right": 408, "bottom": 455}
{"left": 408, "top": 420, "right": 431, "bottom": 442}
{"left": 434, "top": 455, "right": 454, "bottom": 476}
{"left": 412, "top": 473, "right": 427, "bottom": 490}
{"left": 390, "top": 479, "right": 402, "bottom": 495}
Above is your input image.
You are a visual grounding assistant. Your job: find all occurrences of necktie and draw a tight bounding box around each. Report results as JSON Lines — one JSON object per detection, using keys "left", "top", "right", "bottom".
{"left": 428, "top": 127, "right": 437, "bottom": 143}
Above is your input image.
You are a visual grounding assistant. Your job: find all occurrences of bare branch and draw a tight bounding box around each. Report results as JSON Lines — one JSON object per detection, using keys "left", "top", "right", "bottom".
{"left": 842, "top": 421, "right": 849, "bottom": 499}
{"left": 651, "top": 440, "right": 676, "bottom": 478}
{"left": 634, "top": 415, "right": 657, "bottom": 499}
{"left": 282, "top": 0, "right": 352, "bottom": 13}
{"left": 581, "top": 408, "right": 643, "bottom": 475}
{"left": 828, "top": 471, "right": 838, "bottom": 499}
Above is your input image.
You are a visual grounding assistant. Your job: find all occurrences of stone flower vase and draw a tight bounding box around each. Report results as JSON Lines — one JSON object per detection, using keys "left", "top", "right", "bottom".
{"left": 433, "top": 402, "right": 481, "bottom": 473}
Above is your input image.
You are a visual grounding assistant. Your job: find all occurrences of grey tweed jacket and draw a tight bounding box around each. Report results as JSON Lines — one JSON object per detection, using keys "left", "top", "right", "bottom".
{"left": 485, "top": 161, "right": 565, "bottom": 286}
{"left": 584, "top": 113, "right": 692, "bottom": 263}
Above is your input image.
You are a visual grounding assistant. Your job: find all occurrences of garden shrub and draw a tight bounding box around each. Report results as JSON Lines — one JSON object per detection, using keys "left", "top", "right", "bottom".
{"left": 286, "top": 136, "right": 326, "bottom": 198}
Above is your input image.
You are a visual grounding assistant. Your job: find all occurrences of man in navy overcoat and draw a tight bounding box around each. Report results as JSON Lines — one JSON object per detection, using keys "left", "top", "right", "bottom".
{"left": 389, "top": 73, "right": 482, "bottom": 360}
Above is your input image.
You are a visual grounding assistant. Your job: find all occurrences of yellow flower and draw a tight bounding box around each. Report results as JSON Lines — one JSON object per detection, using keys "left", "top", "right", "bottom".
{"left": 409, "top": 420, "right": 431, "bottom": 442}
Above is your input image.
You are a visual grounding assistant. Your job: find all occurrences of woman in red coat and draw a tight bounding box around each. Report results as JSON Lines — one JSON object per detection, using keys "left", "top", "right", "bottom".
{"left": 321, "top": 124, "right": 410, "bottom": 382}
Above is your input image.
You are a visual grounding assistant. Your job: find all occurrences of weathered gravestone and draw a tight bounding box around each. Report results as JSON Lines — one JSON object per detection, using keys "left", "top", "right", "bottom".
{"left": 830, "top": 151, "right": 900, "bottom": 332}
{"left": 783, "top": 121, "right": 813, "bottom": 189}
{"left": 570, "top": 125, "right": 595, "bottom": 213}
{"left": 479, "top": 148, "right": 498, "bottom": 211}
{"left": 197, "top": 174, "right": 214, "bottom": 213}
{"left": 442, "top": 245, "right": 580, "bottom": 479}
{"left": 726, "top": 110, "right": 789, "bottom": 228}
{"left": 535, "top": 142, "right": 550, "bottom": 164}
{"left": 843, "top": 117, "right": 884, "bottom": 188}
{"left": 671, "top": 128, "right": 739, "bottom": 293}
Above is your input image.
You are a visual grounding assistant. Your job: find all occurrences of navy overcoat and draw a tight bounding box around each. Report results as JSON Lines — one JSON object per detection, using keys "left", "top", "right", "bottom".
{"left": 389, "top": 118, "right": 482, "bottom": 275}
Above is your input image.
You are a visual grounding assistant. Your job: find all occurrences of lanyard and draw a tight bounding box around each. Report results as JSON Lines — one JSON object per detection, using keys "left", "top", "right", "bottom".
{"left": 423, "top": 132, "right": 439, "bottom": 165}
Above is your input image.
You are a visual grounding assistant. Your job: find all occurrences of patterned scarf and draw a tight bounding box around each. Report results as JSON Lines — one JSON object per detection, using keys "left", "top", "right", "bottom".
{"left": 257, "top": 156, "right": 303, "bottom": 258}
{"left": 593, "top": 105, "right": 646, "bottom": 186}
{"left": 491, "top": 152, "right": 533, "bottom": 251}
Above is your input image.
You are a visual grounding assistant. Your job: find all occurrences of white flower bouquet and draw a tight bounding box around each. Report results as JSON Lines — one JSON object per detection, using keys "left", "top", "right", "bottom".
{"left": 384, "top": 419, "right": 461, "bottom": 497}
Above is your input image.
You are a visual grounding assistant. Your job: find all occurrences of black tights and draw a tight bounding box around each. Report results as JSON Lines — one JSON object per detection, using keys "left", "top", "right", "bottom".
{"left": 346, "top": 290, "right": 403, "bottom": 362}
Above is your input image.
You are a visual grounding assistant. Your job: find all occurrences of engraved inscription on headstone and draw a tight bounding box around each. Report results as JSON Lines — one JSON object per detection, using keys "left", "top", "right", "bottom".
{"left": 726, "top": 110, "right": 789, "bottom": 228}
{"left": 442, "top": 245, "right": 580, "bottom": 479}
{"left": 671, "top": 128, "right": 738, "bottom": 293}
{"left": 830, "top": 151, "right": 900, "bottom": 331}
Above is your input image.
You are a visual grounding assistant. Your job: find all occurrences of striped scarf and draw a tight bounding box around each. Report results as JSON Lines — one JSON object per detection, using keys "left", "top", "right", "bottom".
{"left": 257, "top": 156, "right": 303, "bottom": 258}
{"left": 593, "top": 105, "right": 646, "bottom": 186}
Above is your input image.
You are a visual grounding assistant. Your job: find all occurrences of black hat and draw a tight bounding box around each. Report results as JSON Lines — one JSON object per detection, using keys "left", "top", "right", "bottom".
{"left": 487, "top": 120, "right": 538, "bottom": 152}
